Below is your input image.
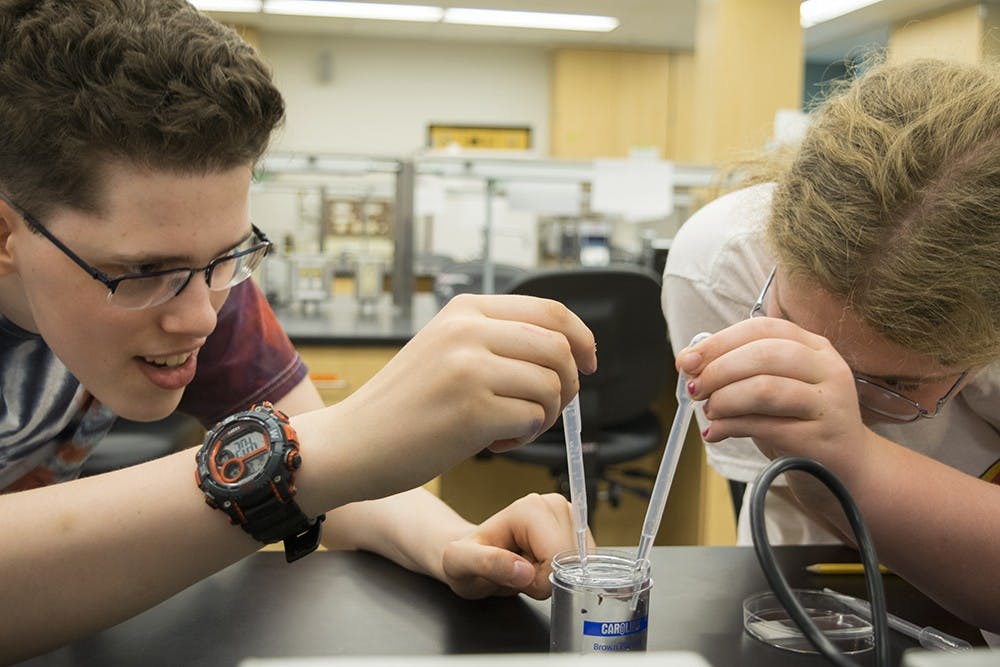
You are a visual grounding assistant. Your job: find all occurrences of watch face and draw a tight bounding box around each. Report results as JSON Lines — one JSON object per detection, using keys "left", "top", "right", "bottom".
{"left": 210, "top": 425, "right": 271, "bottom": 485}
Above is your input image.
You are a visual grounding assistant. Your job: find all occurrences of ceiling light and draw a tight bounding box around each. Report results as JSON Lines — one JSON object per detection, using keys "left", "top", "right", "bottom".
{"left": 443, "top": 8, "right": 619, "bottom": 32}
{"left": 263, "top": 1, "right": 443, "bottom": 21}
{"left": 191, "top": 1, "right": 620, "bottom": 32}
{"left": 190, "top": 0, "right": 261, "bottom": 11}
{"left": 800, "top": 0, "right": 882, "bottom": 28}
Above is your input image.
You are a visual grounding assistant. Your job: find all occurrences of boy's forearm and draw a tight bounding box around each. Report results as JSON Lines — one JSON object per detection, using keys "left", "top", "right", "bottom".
{"left": 0, "top": 449, "right": 259, "bottom": 663}
{"left": 0, "top": 400, "right": 452, "bottom": 662}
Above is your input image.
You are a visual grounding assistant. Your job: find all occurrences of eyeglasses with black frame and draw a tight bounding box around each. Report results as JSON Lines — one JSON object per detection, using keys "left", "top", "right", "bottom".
{"left": 0, "top": 191, "right": 271, "bottom": 310}
{"left": 750, "top": 265, "right": 967, "bottom": 423}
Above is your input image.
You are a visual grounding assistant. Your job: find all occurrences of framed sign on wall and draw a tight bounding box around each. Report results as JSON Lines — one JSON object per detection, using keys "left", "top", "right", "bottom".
{"left": 428, "top": 124, "right": 532, "bottom": 151}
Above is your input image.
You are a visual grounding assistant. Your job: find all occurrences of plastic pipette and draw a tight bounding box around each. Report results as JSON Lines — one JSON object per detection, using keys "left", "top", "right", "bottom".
{"left": 562, "top": 393, "right": 588, "bottom": 568}
{"left": 635, "top": 332, "right": 711, "bottom": 567}
{"left": 822, "top": 588, "right": 972, "bottom": 651}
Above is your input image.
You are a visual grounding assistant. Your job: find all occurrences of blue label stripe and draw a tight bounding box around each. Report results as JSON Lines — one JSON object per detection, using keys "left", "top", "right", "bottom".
{"left": 583, "top": 617, "right": 648, "bottom": 637}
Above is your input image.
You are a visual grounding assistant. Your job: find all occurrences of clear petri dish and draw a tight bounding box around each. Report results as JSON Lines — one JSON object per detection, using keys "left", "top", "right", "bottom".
{"left": 743, "top": 589, "right": 874, "bottom": 654}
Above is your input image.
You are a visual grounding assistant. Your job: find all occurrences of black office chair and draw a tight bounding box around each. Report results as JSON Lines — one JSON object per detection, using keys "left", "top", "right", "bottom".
{"left": 432, "top": 259, "right": 529, "bottom": 306}
{"left": 497, "top": 265, "right": 674, "bottom": 519}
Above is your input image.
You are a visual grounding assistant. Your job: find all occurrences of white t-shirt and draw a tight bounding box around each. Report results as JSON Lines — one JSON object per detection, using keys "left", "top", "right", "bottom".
{"left": 662, "top": 183, "right": 1000, "bottom": 544}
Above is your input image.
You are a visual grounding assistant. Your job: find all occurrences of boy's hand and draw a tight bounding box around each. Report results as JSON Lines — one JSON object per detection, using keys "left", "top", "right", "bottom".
{"left": 439, "top": 493, "right": 594, "bottom": 600}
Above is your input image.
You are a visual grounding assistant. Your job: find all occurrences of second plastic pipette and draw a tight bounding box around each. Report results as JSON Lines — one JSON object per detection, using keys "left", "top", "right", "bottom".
{"left": 822, "top": 588, "right": 972, "bottom": 651}
{"left": 635, "top": 332, "right": 711, "bottom": 567}
{"left": 562, "top": 393, "right": 588, "bottom": 569}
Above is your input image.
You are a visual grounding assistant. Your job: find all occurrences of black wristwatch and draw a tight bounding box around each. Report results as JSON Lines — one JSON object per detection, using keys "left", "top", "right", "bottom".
{"left": 195, "top": 401, "right": 325, "bottom": 562}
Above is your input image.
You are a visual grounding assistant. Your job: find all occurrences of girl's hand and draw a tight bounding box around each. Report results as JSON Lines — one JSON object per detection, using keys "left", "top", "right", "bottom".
{"left": 676, "top": 317, "right": 876, "bottom": 484}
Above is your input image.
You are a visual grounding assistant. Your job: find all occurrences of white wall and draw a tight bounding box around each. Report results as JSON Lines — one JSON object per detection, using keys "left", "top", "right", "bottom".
{"left": 259, "top": 33, "right": 552, "bottom": 156}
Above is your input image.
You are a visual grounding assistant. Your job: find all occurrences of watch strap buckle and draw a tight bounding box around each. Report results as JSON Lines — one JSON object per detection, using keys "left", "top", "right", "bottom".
{"left": 283, "top": 514, "right": 326, "bottom": 563}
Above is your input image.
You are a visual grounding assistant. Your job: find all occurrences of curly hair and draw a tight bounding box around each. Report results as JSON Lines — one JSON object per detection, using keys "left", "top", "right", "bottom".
{"left": 764, "top": 58, "right": 1000, "bottom": 368}
{"left": 0, "top": 0, "right": 285, "bottom": 217}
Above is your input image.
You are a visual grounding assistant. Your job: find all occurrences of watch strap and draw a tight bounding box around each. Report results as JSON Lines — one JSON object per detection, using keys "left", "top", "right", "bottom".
{"left": 234, "top": 488, "right": 326, "bottom": 563}
{"left": 238, "top": 491, "right": 316, "bottom": 543}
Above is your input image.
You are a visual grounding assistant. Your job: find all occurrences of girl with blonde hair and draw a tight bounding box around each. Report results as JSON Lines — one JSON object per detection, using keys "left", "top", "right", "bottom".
{"left": 664, "top": 57, "right": 1000, "bottom": 632}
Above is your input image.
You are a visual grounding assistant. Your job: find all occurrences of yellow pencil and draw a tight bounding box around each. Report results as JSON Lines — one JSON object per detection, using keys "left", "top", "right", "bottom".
{"left": 806, "top": 563, "right": 890, "bottom": 575}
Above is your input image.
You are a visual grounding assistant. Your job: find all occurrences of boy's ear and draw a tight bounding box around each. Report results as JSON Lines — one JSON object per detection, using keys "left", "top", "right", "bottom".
{"left": 0, "top": 200, "right": 20, "bottom": 276}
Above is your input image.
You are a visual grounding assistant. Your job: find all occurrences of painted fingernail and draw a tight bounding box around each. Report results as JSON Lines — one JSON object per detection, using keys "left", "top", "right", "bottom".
{"left": 701, "top": 424, "right": 711, "bottom": 438}
{"left": 686, "top": 380, "right": 697, "bottom": 396}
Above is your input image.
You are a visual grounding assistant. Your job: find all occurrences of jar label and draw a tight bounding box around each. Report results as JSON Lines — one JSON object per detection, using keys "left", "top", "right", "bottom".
{"left": 583, "top": 617, "right": 648, "bottom": 637}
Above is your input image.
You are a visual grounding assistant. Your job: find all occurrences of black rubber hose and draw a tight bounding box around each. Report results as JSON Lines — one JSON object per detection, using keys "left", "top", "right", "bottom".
{"left": 749, "top": 456, "right": 890, "bottom": 667}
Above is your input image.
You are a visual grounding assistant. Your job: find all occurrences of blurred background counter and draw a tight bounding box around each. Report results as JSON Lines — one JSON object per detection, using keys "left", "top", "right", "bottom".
{"left": 275, "top": 291, "right": 439, "bottom": 347}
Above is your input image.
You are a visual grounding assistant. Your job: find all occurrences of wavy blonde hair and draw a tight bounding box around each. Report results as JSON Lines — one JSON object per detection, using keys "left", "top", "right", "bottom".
{"left": 766, "top": 58, "right": 1000, "bottom": 368}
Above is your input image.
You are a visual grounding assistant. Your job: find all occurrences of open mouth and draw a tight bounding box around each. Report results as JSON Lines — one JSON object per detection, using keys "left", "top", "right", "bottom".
{"left": 142, "top": 353, "right": 192, "bottom": 369}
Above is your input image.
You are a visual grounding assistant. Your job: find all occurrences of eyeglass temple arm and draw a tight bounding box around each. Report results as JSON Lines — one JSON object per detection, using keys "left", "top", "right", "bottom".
{"left": 0, "top": 192, "right": 118, "bottom": 284}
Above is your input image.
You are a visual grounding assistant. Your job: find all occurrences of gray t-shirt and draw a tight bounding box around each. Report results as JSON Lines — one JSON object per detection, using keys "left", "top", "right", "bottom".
{"left": 0, "top": 315, "right": 115, "bottom": 490}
